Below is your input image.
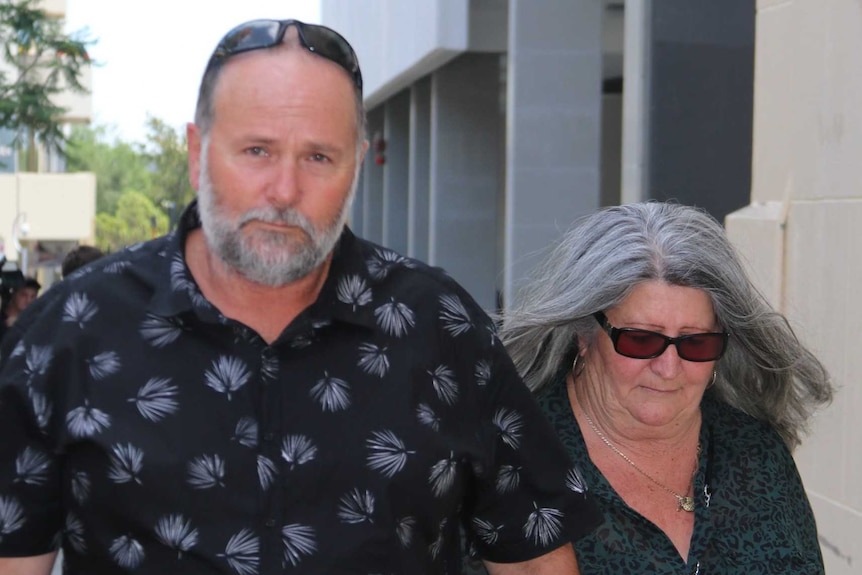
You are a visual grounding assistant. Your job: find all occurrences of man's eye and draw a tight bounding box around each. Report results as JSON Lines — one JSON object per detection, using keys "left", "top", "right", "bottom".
{"left": 247, "top": 147, "right": 268, "bottom": 157}
{"left": 310, "top": 153, "right": 329, "bottom": 162}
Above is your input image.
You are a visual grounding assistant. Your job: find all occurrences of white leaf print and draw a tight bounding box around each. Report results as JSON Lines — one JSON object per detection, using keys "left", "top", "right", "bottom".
{"left": 170, "top": 255, "right": 194, "bottom": 293}
{"left": 71, "top": 470, "right": 91, "bottom": 505}
{"left": 281, "top": 435, "right": 317, "bottom": 470}
{"left": 281, "top": 524, "right": 317, "bottom": 567}
{"left": 219, "top": 528, "right": 259, "bottom": 575}
{"left": 261, "top": 355, "right": 279, "bottom": 381}
{"left": 429, "top": 365, "right": 458, "bottom": 405}
{"left": 366, "top": 248, "right": 412, "bottom": 280}
{"left": 10, "top": 340, "right": 25, "bottom": 358}
{"left": 337, "top": 488, "right": 375, "bottom": 524}
{"left": 523, "top": 505, "right": 564, "bottom": 547}
{"left": 374, "top": 298, "right": 416, "bottom": 337}
{"left": 233, "top": 417, "right": 258, "bottom": 448}
{"left": 428, "top": 518, "right": 448, "bottom": 560}
{"left": 395, "top": 516, "right": 415, "bottom": 548}
{"left": 104, "top": 260, "right": 132, "bottom": 274}
{"left": 474, "top": 360, "right": 491, "bottom": 387}
{"left": 566, "top": 467, "right": 587, "bottom": 494}
{"left": 129, "top": 377, "right": 179, "bottom": 422}
{"left": 357, "top": 343, "right": 389, "bottom": 378}
{"left": 439, "top": 294, "right": 473, "bottom": 336}
{"left": 87, "top": 351, "right": 121, "bottom": 380}
{"left": 155, "top": 514, "right": 199, "bottom": 558}
{"left": 62, "top": 292, "right": 99, "bottom": 327}
{"left": 66, "top": 401, "right": 111, "bottom": 438}
{"left": 367, "top": 430, "right": 414, "bottom": 478}
{"left": 109, "top": 535, "right": 145, "bottom": 569}
{"left": 416, "top": 403, "right": 440, "bottom": 431}
{"left": 429, "top": 454, "right": 460, "bottom": 497}
{"left": 472, "top": 517, "right": 503, "bottom": 545}
{"left": 107, "top": 443, "right": 144, "bottom": 484}
{"left": 495, "top": 465, "right": 521, "bottom": 494}
{"left": 30, "top": 390, "right": 52, "bottom": 431}
{"left": 257, "top": 455, "right": 277, "bottom": 491}
{"left": 336, "top": 274, "right": 373, "bottom": 310}
{"left": 492, "top": 407, "right": 524, "bottom": 450}
{"left": 14, "top": 446, "right": 51, "bottom": 486}
{"left": 0, "top": 496, "right": 25, "bottom": 540}
{"left": 140, "top": 314, "right": 183, "bottom": 348}
{"left": 24, "top": 345, "right": 53, "bottom": 383}
{"left": 65, "top": 512, "right": 86, "bottom": 554}
{"left": 309, "top": 372, "right": 351, "bottom": 412}
{"left": 205, "top": 356, "right": 251, "bottom": 401}
{"left": 187, "top": 454, "right": 225, "bottom": 489}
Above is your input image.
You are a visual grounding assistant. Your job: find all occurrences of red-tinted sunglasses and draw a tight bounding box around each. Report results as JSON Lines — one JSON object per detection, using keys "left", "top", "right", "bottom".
{"left": 594, "top": 312, "right": 728, "bottom": 362}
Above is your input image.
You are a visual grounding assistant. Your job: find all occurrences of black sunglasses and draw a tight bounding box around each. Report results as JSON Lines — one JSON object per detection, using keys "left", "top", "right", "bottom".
{"left": 209, "top": 19, "right": 363, "bottom": 92}
{"left": 594, "top": 312, "right": 728, "bottom": 362}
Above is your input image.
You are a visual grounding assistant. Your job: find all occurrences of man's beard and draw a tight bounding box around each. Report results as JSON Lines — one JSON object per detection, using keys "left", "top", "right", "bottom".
{"left": 196, "top": 141, "right": 357, "bottom": 287}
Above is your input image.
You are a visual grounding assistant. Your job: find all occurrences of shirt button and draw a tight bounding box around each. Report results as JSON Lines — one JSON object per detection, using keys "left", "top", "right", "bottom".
{"left": 264, "top": 518, "right": 276, "bottom": 528}
{"left": 263, "top": 432, "right": 276, "bottom": 442}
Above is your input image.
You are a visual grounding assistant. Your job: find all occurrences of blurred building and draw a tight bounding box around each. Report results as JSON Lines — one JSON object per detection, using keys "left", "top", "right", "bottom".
{"left": 322, "top": 0, "right": 859, "bottom": 572}
{"left": 0, "top": 0, "right": 97, "bottom": 285}
{"left": 321, "top": 0, "right": 754, "bottom": 311}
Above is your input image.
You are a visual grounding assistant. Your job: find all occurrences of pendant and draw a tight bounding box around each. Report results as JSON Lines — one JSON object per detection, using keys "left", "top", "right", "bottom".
{"left": 678, "top": 496, "right": 695, "bottom": 512}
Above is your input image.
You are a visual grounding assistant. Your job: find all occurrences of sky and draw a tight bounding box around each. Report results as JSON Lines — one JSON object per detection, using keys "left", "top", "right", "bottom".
{"left": 64, "top": 1, "right": 321, "bottom": 143}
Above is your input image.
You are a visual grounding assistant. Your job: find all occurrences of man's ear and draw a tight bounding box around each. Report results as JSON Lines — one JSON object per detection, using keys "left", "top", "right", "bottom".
{"left": 359, "top": 139, "right": 369, "bottom": 165}
{"left": 187, "top": 123, "right": 202, "bottom": 191}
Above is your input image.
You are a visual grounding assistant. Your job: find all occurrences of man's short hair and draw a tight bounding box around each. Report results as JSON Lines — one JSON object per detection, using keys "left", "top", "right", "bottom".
{"left": 62, "top": 245, "right": 105, "bottom": 278}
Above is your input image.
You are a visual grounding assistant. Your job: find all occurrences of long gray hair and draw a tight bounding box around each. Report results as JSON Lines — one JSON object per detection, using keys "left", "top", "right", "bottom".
{"left": 501, "top": 201, "right": 832, "bottom": 449}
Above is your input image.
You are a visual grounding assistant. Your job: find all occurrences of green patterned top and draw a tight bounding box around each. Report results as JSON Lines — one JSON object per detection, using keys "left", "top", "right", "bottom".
{"left": 537, "top": 375, "right": 825, "bottom": 574}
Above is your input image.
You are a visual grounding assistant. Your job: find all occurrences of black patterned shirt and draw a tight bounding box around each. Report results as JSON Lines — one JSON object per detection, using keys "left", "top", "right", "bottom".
{"left": 537, "top": 375, "right": 825, "bottom": 575}
{"left": 0, "top": 202, "right": 599, "bottom": 574}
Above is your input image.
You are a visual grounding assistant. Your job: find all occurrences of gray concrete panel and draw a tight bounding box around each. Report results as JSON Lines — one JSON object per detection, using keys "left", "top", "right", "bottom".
{"left": 408, "top": 77, "right": 431, "bottom": 262}
{"left": 363, "top": 107, "right": 385, "bottom": 244}
{"left": 504, "top": 0, "right": 604, "bottom": 309}
{"left": 383, "top": 90, "right": 410, "bottom": 254}
{"left": 430, "top": 54, "right": 503, "bottom": 311}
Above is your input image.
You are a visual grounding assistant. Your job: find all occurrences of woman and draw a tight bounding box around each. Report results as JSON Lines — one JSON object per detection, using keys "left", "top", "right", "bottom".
{"left": 500, "top": 202, "right": 832, "bottom": 574}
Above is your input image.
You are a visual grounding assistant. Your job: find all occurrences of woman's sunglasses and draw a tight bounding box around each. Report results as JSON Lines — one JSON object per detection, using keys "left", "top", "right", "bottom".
{"left": 208, "top": 19, "right": 363, "bottom": 92}
{"left": 594, "top": 312, "right": 728, "bottom": 362}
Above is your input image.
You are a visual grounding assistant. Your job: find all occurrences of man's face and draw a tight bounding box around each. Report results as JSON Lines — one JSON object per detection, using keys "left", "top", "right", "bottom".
{"left": 188, "top": 44, "right": 366, "bottom": 287}
{"left": 10, "top": 287, "right": 37, "bottom": 313}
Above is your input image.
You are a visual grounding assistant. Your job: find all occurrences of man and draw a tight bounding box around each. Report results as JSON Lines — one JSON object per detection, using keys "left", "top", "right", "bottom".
{"left": 0, "top": 20, "right": 599, "bottom": 574}
{"left": 0, "top": 274, "right": 40, "bottom": 340}
{"left": 61, "top": 245, "right": 105, "bottom": 278}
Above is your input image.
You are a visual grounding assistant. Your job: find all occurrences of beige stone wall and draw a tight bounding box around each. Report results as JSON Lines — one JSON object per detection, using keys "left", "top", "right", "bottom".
{"left": 726, "top": 1, "right": 862, "bottom": 572}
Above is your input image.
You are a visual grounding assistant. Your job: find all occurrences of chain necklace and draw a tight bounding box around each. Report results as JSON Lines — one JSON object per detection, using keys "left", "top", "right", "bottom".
{"left": 580, "top": 407, "right": 697, "bottom": 512}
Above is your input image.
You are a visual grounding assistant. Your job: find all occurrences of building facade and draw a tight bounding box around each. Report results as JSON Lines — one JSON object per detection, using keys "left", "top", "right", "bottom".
{"left": 0, "top": 0, "right": 96, "bottom": 283}
{"left": 322, "top": 0, "right": 859, "bottom": 572}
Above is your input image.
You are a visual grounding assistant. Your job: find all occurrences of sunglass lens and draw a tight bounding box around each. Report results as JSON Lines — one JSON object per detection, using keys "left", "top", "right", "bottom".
{"left": 220, "top": 20, "right": 282, "bottom": 54}
{"left": 677, "top": 334, "right": 727, "bottom": 362}
{"left": 615, "top": 331, "right": 668, "bottom": 359}
{"left": 300, "top": 24, "right": 357, "bottom": 76}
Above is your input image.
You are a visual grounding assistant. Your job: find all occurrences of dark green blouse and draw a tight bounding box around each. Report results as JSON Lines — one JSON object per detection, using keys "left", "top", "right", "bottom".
{"left": 537, "top": 376, "right": 825, "bottom": 574}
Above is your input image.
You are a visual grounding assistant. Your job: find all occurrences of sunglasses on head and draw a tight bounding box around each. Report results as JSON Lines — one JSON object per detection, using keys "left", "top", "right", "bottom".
{"left": 209, "top": 19, "right": 363, "bottom": 92}
{"left": 594, "top": 312, "right": 728, "bottom": 362}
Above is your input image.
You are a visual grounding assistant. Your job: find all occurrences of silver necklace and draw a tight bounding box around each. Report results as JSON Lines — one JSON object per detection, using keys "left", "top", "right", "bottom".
{"left": 580, "top": 407, "right": 697, "bottom": 512}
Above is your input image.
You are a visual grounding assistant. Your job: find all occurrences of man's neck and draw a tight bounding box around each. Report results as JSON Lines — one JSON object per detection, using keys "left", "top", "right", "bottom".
{"left": 184, "top": 228, "right": 332, "bottom": 344}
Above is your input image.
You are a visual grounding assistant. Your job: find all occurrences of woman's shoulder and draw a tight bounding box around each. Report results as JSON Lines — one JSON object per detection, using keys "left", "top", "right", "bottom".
{"left": 701, "top": 394, "right": 793, "bottom": 466}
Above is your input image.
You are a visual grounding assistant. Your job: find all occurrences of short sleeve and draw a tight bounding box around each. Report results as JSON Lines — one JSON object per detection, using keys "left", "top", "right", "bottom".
{"left": 464, "top": 334, "right": 601, "bottom": 563}
{"left": 0, "top": 325, "right": 63, "bottom": 556}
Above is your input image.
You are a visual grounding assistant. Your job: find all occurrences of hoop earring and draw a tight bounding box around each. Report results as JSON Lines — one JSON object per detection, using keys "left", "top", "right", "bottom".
{"left": 706, "top": 370, "right": 717, "bottom": 389}
{"left": 571, "top": 354, "right": 585, "bottom": 379}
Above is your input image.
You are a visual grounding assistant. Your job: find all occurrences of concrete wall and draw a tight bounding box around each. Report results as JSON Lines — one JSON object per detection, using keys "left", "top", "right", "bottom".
{"left": 725, "top": 1, "right": 862, "bottom": 572}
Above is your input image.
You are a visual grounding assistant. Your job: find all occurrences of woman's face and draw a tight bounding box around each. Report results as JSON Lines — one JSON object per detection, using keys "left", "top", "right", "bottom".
{"left": 583, "top": 280, "right": 720, "bottom": 429}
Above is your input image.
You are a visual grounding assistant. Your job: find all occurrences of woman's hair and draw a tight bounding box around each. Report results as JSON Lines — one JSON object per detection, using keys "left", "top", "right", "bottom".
{"left": 500, "top": 201, "right": 833, "bottom": 448}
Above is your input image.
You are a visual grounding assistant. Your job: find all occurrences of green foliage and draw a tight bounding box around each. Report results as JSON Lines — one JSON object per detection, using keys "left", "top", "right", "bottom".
{"left": 66, "top": 119, "right": 191, "bottom": 252}
{"left": 95, "top": 191, "right": 169, "bottom": 253}
{"left": 66, "top": 124, "right": 152, "bottom": 213}
{"left": 140, "top": 115, "right": 195, "bottom": 211}
{"left": 0, "top": 0, "right": 94, "bottom": 168}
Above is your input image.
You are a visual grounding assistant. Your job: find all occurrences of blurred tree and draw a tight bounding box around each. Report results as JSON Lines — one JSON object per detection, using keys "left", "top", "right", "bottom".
{"left": 0, "top": 0, "right": 93, "bottom": 171}
{"left": 66, "top": 124, "right": 152, "bottom": 213}
{"left": 95, "top": 191, "right": 168, "bottom": 253}
{"left": 140, "top": 115, "right": 194, "bottom": 220}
